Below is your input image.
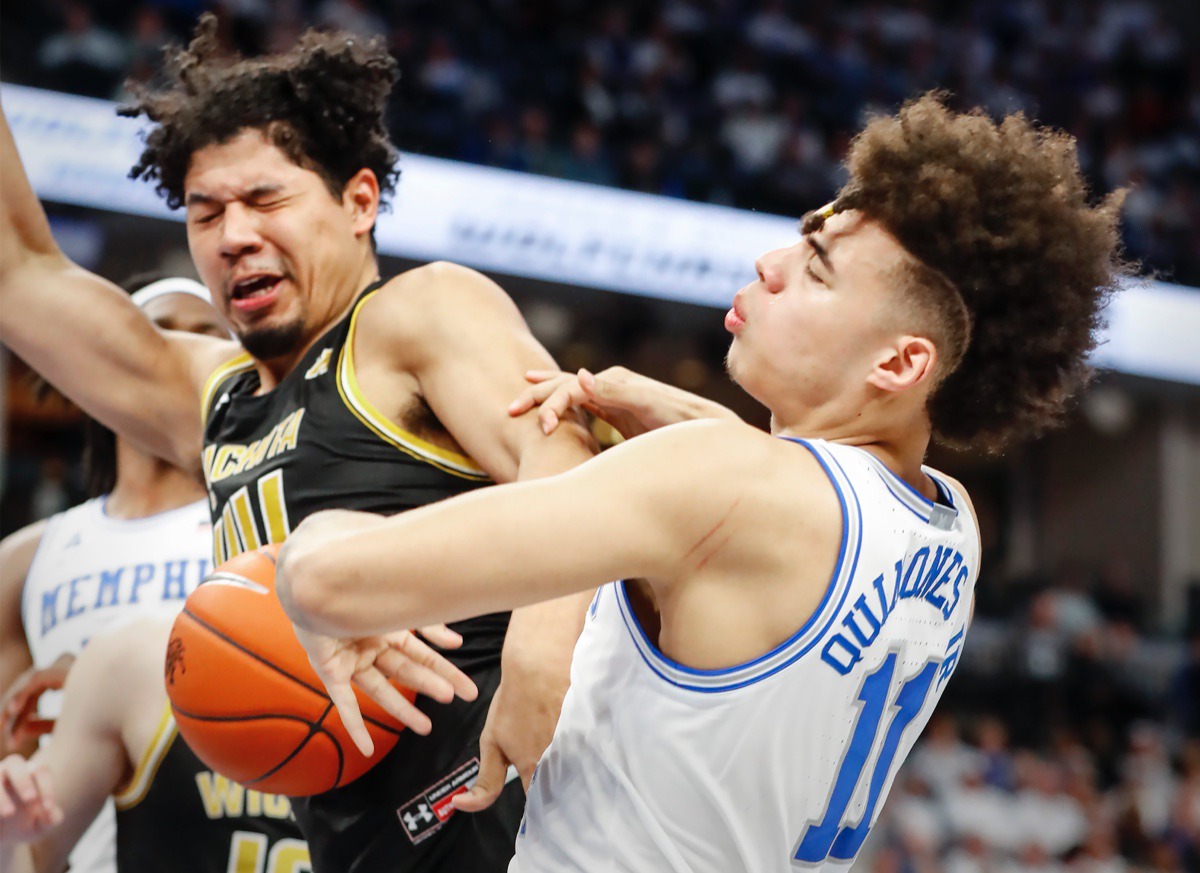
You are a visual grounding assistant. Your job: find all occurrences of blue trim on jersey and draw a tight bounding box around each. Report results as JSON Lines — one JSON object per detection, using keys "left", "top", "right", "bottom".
{"left": 877, "top": 477, "right": 932, "bottom": 524}
{"left": 616, "top": 438, "right": 863, "bottom": 693}
{"left": 841, "top": 444, "right": 957, "bottom": 527}
{"left": 929, "top": 476, "right": 956, "bottom": 509}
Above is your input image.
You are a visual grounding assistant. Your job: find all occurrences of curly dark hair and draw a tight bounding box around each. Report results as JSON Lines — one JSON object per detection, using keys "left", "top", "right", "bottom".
{"left": 119, "top": 14, "right": 400, "bottom": 212}
{"left": 806, "top": 93, "right": 1128, "bottom": 452}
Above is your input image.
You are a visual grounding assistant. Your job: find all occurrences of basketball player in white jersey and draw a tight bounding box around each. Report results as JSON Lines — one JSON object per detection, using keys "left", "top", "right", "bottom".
{"left": 274, "top": 95, "right": 1127, "bottom": 871}
{"left": 0, "top": 617, "right": 310, "bottom": 873}
{"left": 0, "top": 278, "right": 227, "bottom": 873}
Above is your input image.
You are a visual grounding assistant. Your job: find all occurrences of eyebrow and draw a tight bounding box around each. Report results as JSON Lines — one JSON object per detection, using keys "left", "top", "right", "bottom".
{"left": 185, "top": 184, "right": 285, "bottom": 207}
{"left": 808, "top": 236, "right": 835, "bottom": 274}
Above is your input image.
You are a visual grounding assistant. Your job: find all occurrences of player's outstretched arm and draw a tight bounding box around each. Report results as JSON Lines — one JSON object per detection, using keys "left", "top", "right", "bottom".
{"left": 279, "top": 418, "right": 774, "bottom": 637}
{"left": 0, "top": 102, "right": 234, "bottom": 470}
{"left": 509, "top": 366, "right": 743, "bottom": 439}
{"left": 0, "top": 622, "right": 141, "bottom": 873}
{"left": 277, "top": 420, "right": 780, "bottom": 757}
{"left": 0, "top": 522, "right": 44, "bottom": 758}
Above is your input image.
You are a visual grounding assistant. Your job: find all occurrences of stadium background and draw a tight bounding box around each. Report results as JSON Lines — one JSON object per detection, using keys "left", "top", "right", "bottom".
{"left": 1, "top": 1, "right": 1197, "bottom": 871}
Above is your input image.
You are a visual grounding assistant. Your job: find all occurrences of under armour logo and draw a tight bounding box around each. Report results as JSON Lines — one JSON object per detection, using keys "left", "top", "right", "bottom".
{"left": 305, "top": 349, "right": 332, "bottom": 379}
{"left": 403, "top": 804, "right": 434, "bottom": 832}
{"left": 64, "top": 533, "right": 81, "bottom": 549}
{"left": 213, "top": 392, "right": 231, "bottom": 412}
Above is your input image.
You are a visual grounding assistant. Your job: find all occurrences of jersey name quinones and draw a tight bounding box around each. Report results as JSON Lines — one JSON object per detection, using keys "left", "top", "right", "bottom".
{"left": 821, "top": 544, "right": 971, "bottom": 676}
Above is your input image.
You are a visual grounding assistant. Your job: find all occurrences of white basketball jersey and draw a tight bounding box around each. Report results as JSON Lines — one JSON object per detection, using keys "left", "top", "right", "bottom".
{"left": 512, "top": 439, "right": 980, "bottom": 873}
{"left": 21, "top": 496, "right": 213, "bottom": 873}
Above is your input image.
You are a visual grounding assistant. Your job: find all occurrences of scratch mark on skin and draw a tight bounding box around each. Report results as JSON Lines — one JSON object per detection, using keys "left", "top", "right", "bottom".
{"left": 695, "top": 531, "right": 735, "bottom": 571}
{"left": 683, "top": 496, "right": 742, "bottom": 568}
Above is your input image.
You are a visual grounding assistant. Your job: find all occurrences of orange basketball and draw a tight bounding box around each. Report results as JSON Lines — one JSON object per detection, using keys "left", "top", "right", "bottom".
{"left": 165, "top": 544, "right": 413, "bottom": 796}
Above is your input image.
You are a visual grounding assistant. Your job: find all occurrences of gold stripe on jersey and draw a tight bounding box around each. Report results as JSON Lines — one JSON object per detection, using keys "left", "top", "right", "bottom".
{"left": 336, "top": 292, "right": 489, "bottom": 481}
{"left": 201, "top": 352, "right": 256, "bottom": 422}
{"left": 114, "top": 704, "right": 177, "bottom": 811}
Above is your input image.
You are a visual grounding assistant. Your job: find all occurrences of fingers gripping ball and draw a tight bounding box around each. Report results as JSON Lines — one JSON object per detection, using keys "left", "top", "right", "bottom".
{"left": 165, "top": 545, "right": 414, "bottom": 796}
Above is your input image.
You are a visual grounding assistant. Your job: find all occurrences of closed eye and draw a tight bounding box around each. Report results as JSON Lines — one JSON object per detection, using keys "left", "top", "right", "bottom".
{"left": 806, "top": 260, "right": 825, "bottom": 285}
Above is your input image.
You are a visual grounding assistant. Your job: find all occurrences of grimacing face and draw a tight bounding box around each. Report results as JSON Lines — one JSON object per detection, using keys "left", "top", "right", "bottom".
{"left": 723, "top": 210, "right": 921, "bottom": 419}
{"left": 182, "top": 129, "right": 376, "bottom": 362}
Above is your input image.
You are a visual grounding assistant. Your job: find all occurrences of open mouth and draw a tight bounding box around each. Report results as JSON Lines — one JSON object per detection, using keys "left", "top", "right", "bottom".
{"left": 229, "top": 275, "right": 284, "bottom": 312}
{"left": 231, "top": 275, "right": 282, "bottom": 300}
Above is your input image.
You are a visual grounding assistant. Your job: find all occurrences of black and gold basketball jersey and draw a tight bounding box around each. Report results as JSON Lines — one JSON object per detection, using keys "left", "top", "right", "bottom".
{"left": 201, "top": 282, "right": 523, "bottom": 872}
{"left": 114, "top": 706, "right": 307, "bottom": 872}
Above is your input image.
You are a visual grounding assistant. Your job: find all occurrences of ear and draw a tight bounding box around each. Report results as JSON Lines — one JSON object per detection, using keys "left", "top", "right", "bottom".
{"left": 342, "top": 169, "right": 380, "bottom": 238}
{"left": 866, "top": 336, "right": 937, "bottom": 393}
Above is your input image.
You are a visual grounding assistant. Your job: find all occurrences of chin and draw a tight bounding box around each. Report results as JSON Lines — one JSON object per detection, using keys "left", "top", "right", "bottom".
{"left": 724, "top": 343, "right": 744, "bottom": 385}
{"left": 237, "top": 320, "right": 307, "bottom": 361}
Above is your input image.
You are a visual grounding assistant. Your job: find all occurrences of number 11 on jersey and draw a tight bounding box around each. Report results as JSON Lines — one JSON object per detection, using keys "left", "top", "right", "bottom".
{"left": 793, "top": 653, "right": 939, "bottom": 865}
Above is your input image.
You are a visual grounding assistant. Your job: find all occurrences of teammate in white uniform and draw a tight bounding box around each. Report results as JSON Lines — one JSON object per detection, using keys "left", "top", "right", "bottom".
{"left": 273, "top": 95, "right": 1126, "bottom": 872}
{"left": 0, "top": 278, "right": 227, "bottom": 873}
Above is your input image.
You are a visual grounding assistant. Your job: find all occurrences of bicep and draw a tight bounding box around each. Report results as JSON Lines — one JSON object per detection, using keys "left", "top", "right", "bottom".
{"left": 407, "top": 268, "right": 590, "bottom": 482}
{"left": 0, "top": 260, "right": 221, "bottom": 467}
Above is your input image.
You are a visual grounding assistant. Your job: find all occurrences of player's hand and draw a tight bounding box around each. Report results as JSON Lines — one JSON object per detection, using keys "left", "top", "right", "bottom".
{"left": 0, "top": 754, "right": 62, "bottom": 844}
{"left": 509, "top": 367, "right": 740, "bottom": 438}
{"left": 451, "top": 676, "right": 541, "bottom": 813}
{"left": 293, "top": 624, "right": 478, "bottom": 758}
{"left": 1, "top": 654, "right": 75, "bottom": 750}
{"left": 454, "top": 602, "right": 578, "bottom": 813}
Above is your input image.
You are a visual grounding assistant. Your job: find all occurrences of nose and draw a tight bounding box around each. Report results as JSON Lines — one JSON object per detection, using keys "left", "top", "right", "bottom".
{"left": 754, "top": 248, "right": 787, "bottom": 294}
{"left": 219, "top": 202, "right": 263, "bottom": 260}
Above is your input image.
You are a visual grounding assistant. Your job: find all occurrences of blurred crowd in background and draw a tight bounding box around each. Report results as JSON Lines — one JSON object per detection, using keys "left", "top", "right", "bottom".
{"left": 864, "top": 565, "right": 1200, "bottom": 872}
{"left": 1, "top": 2, "right": 1197, "bottom": 871}
{"left": 1, "top": 0, "right": 1198, "bottom": 284}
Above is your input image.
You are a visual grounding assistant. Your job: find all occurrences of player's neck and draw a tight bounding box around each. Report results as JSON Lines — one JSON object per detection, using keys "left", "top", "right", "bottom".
{"left": 254, "top": 258, "right": 381, "bottom": 392}
{"left": 105, "top": 443, "right": 206, "bottom": 520}
{"left": 772, "top": 405, "right": 937, "bottom": 501}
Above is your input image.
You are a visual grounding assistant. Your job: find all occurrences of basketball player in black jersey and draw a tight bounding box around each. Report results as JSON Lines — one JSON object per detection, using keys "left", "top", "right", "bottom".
{"left": 0, "top": 618, "right": 309, "bottom": 873}
{"left": 0, "top": 17, "right": 595, "bottom": 873}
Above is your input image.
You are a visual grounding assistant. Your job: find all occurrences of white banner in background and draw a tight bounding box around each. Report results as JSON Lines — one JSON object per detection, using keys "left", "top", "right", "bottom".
{"left": 3, "top": 83, "right": 1198, "bottom": 384}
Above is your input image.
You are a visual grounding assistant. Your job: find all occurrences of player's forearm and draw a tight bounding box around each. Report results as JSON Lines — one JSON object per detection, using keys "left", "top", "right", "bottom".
{"left": 507, "top": 427, "right": 595, "bottom": 679}
{"left": 0, "top": 105, "right": 63, "bottom": 288}
{"left": 278, "top": 470, "right": 638, "bottom": 638}
{"left": 513, "top": 417, "right": 598, "bottom": 481}
{"left": 502, "top": 595, "right": 588, "bottom": 682}
{"left": 0, "top": 842, "right": 34, "bottom": 873}
{"left": 642, "top": 380, "right": 743, "bottom": 429}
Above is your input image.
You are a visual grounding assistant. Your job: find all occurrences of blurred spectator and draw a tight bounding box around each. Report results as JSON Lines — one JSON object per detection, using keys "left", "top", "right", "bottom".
{"left": 909, "top": 712, "right": 983, "bottom": 796}
{"left": 38, "top": 1, "right": 129, "bottom": 98}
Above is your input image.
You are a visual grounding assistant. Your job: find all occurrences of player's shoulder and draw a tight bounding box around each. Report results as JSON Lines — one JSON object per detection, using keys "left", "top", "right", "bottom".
{"left": 0, "top": 517, "right": 50, "bottom": 576}
{"left": 626, "top": 419, "right": 827, "bottom": 472}
{"left": 608, "top": 421, "right": 836, "bottom": 509}
{"left": 373, "top": 262, "right": 522, "bottom": 330}
{"left": 182, "top": 332, "right": 249, "bottom": 392}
